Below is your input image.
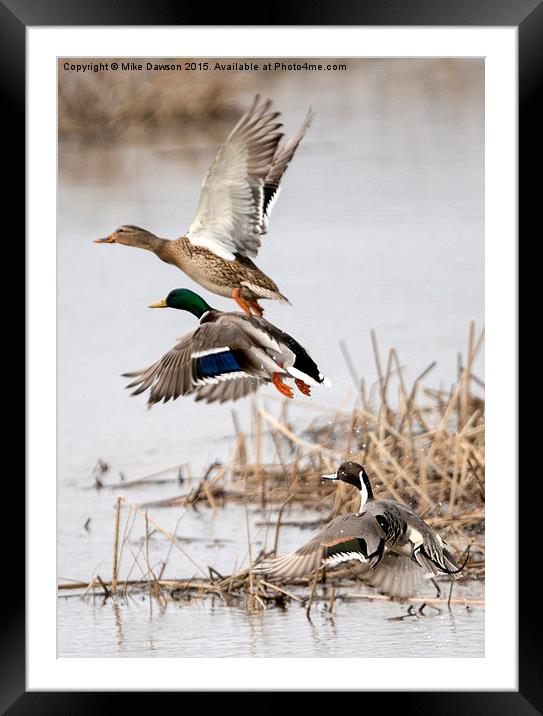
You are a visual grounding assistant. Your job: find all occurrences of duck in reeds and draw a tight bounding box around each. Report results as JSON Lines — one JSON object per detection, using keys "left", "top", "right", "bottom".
{"left": 256, "top": 461, "right": 469, "bottom": 600}
{"left": 95, "top": 95, "right": 313, "bottom": 317}
{"left": 123, "top": 288, "right": 330, "bottom": 405}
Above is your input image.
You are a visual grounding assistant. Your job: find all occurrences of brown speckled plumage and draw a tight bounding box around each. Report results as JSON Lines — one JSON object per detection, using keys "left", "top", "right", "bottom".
{"left": 158, "top": 236, "right": 288, "bottom": 302}
{"left": 96, "top": 96, "right": 313, "bottom": 314}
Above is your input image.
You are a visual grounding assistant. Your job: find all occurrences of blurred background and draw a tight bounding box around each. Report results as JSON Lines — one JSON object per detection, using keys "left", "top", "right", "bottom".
{"left": 59, "top": 57, "right": 484, "bottom": 483}
{"left": 58, "top": 58, "right": 484, "bottom": 657}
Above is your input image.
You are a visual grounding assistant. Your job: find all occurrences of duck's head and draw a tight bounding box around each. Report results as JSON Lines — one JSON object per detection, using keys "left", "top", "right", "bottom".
{"left": 149, "top": 288, "right": 213, "bottom": 319}
{"left": 322, "top": 461, "right": 374, "bottom": 506}
{"left": 95, "top": 225, "right": 158, "bottom": 249}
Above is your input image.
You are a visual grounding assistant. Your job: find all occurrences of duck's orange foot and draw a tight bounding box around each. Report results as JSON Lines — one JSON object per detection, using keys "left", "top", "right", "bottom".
{"left": 248, "top": 299, "right": 264, "bottom": 317}
{"left": 232, "top": 288, "right": 252, "bottom": 316}
{"left": 295, "top": 378, "right": 311, "bottom": 396}
{"left": 272, "top": 372, "right": 293, "bottom": 398}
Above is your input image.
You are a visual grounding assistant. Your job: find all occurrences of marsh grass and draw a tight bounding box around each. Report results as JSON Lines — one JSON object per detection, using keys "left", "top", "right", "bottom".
{"left": 59, "top": 59, "right": 237, "bottom": 139}
{"left": 58, "top": 323, "right": 485, "bottom": 611}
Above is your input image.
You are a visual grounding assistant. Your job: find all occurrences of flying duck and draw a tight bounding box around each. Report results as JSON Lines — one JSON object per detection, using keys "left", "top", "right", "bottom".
{"left": 123, "top": 288, "right": 330, "bottom": 405}
{"left": 256, "top": 461, "right": 469, "bottom": 600}
{"left": 95, "top": 95, "right": 313, "bottom": 317}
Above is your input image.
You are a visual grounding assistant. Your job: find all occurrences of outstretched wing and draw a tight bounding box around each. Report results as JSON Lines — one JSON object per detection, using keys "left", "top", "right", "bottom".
{"left": 193, "top": 373, "right": 263, "bottom": 404}
{"left": 358, "top": 552, "right": 427, "bottom": 601}
{"left": 187, "top": 96, "right": 311, "bottom": 260}
{"left": 255, "top": 513, "right": 387, "bottom": 581}
{"left": 122, "top": 322, "right": 261, "bottom": 405}
{"left": 320, "top": 512, "right": 386, "bottom": 568}
{"left": 260, "top": 109, "right": 314, "bottom": 234}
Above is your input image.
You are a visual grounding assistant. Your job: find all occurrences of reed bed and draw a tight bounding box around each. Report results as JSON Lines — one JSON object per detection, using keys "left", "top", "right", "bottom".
{"left": 59, "top": 59, "right": 234, "bottom": 139}
{"left": 59, "top": 324, "right": 485, "bottom": 612}
{"left": 59, "top": 58, "right": 281, "bottom": 140}
{"left": 58, "top": 58, "right": 480, "bottom": 142}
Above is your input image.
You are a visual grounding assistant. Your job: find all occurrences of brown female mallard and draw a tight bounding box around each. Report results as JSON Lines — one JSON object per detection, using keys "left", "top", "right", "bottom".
{"left": 95, "top": 96, "right": 313, "bottom": 317}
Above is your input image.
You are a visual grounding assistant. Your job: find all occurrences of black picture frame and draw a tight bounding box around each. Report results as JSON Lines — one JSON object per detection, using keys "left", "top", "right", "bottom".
{"left": 13, "top": 0, "right": 530, "bottom": 708}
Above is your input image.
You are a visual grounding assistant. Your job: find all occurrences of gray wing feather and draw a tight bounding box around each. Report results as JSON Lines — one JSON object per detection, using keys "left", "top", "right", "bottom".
{"left": 122, "top": 321, "right": 258, "bottom": 405}
{"left": 256, "top": 513, "right": 386, "bottom": 581}
{"left": 368, "top": 500, "right": 463, "bottom": 576}
{"left": 187, "top": 96, "right": 284, "bottom": 259}
{"left": 194, "top": 375, "right": 262, "bottom": 404}
{"left": 360, "top": 552, "right": 426, "bottom": 601}
{"left": 320, "top": 512, "right": 385, "bottom": 559}
{"left": 187, "top": 97, "right": 311, "bottom": 259}
{"left": 254, "top": 532, "right": 325, "bottom": 580}
{"left": 261, "top": 109, "right": 314, "bottom": 233}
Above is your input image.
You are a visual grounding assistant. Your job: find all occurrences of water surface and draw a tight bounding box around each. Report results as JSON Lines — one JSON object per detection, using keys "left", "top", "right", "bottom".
{"left": 58, "top": 584, "right": 484, "bottom": 658}
{"left": 58, "top": 61, "right": 484, "bottom": 658}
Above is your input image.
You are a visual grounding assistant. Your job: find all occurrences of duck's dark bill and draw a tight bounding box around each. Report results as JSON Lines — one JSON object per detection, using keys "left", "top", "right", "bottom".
{"left": 321, "top": 473, "right": 338, "bottom": 481}
{"left": 94, "top": 236, "right": 115, "bottom": 243}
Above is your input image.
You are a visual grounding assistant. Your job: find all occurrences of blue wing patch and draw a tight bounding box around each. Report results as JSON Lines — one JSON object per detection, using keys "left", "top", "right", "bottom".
{"left": 196, "top": 351, "right": 242, "bottom": 380}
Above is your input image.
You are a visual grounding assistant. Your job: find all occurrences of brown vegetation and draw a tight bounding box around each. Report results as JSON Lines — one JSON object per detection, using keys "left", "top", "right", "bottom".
{"left": 58, "top": 323, "right": 485, "bottom": 613}
{"left": 59, "top": 58, "right": 269, "bottom": 139}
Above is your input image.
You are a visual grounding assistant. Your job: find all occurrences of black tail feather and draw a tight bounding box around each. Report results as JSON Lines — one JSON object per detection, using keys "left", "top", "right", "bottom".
{"left": 421, "top": 544, "right": 471, "bottom": 575}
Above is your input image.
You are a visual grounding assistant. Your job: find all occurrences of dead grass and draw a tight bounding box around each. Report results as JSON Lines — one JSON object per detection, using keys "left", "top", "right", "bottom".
{"left": 59, "top": 58, "right": 240, "bottom": 139}
{"left": 58, "top": 322, "right": 485, "bottom": 611}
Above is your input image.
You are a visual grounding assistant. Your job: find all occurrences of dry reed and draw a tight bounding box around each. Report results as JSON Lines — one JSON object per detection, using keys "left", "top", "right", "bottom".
{"left": 59, "top": 325, "right": 485, "bottom": 611}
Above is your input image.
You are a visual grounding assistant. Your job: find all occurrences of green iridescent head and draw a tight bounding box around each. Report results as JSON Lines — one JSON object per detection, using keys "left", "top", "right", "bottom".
{"left": 149, "top": 289, "right": 213, "bottom": 319}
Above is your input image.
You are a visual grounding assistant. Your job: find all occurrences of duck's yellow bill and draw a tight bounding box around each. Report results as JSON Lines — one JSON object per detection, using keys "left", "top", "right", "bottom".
{"left": 149, "top": 299, "right": 168, "bottom": 308}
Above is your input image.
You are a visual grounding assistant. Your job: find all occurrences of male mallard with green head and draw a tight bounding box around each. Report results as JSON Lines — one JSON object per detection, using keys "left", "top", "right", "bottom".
{"left": 123, "top": 289, "right": 331, "bottom": 405}
{"left": 95, "top": 96, "right": 313, "bottom": 317}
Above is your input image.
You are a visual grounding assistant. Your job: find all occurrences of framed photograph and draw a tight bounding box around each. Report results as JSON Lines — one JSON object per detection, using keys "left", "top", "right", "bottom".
{"left": 15, "top": 0, "right": 530, "bottom": 707}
